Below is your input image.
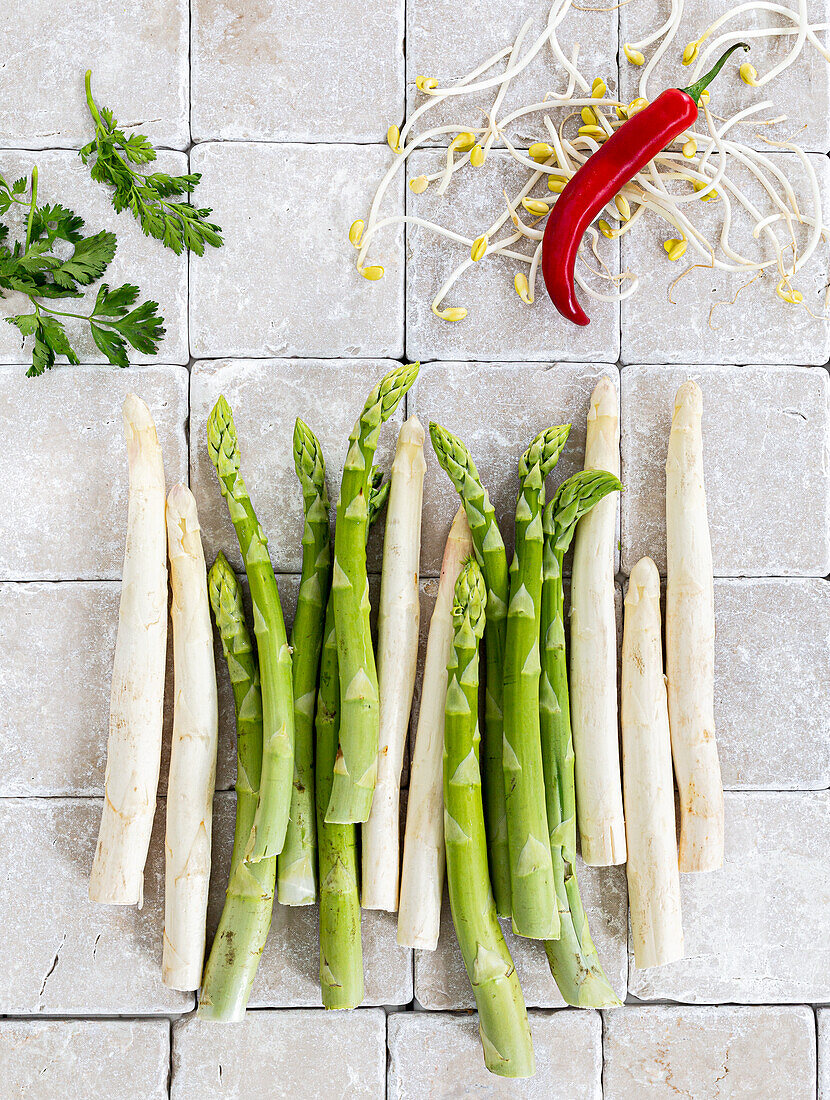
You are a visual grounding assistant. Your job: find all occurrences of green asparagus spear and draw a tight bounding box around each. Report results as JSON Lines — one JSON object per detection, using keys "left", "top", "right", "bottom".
{"left": 198, "top": 555, "right": 275, "bottom": 1021}
{"left": 207, "top": 396, "right": 294, "bottom": 861}
{"left": 326, "top": 363, "right": 419, "bottom": 824}
{"left": 428, "top": 422, "right": 512, "bottom": 918}
{"left": 503, "top": 425, "right": 570, "bottom": 940}
{"left": 278, "top": 420, "right": 332, "bottom": 905}
{"left": 540, "top": 471, "right": 623, "bottom": 1007}
{"left": 444, "top": 558, "right": 535, "bottom": 1079}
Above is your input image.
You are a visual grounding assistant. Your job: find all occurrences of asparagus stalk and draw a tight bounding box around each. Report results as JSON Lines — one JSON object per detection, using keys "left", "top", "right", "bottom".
{"left": 540, "top": 471, "right": 622, "bottom": 1008}
{"left": 428, "top": 422, "right": 512, "bottom": 918}
{"left": 622, "top": 557, "right": 684, "bottom": 969}
{"left": 316, "top": 471, "right": 388, "bottom": 1009}
{"left": 666, "top": 380, "right": 723, "bottom": 872}
{"left": 397, "top": 506, "right": 473, "bottom": 950}
{"left": 90, "top": 394, "right": 167, "bottom": 906}
{"left": 326, "top": 362, "right": 420, "bottom": 824}
{"left": 502, "top": 425, "right": 570, "bottom": 940}
{"left": 199, "top": 554, "right": 276, "bottom": 1021}
{"left": 569, "top": 378, "right": 626, "bottom": 866}
{"left": 207, "top": 396, "right": 294, "bottom": 862}
{"left": 277, "top": 420, "right": 332, "bottom": 905}
{"left": 362, "top": 416, "right": 426, "bottom": 911}
{"left": 163, "top": 485, "right": 219, "bottom": 991}
{"left": 444, "top": 557, "right": 535, "bottom": 1079}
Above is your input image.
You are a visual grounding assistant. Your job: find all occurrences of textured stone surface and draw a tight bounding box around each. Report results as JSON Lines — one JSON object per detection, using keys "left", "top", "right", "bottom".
{"left": 191, "top": 0, "right": 403, "bottom": 141}
{"left": 603, "top": 1005, "right": 817, "bottom": 1100}
{"left": 415, "top": 867, "right": 627, "bottom": 1009}
{"left": 411, "top": 361, "right": 619, "bottom": 573}
{"left": 620, "top": 0, "right": 830, "bottom": 153}
{"left": 0, "top": 798, "right": 192, "bottom": 1014}
{"left": 714, "top": 579, "right": 830, "bottom": 789}
{"left": 172, "top": 1009, "right": 385, "bottom": 1099}
{"left": 620, "top": 154, "right": 830, "bottom": 366}
{"left": 0, "top": 1, "right": 188, "bottom": 149}
{"left": 620, "top": 365, "right": 830, "bottom": 577}
{"left": 0, "top": 364, "right": 188, "bottom": 580}
{"left": 0, "top": 1019, "right": 169, "bottom": 1099}
{"left": 388, "top": 1009, "right": 602, "bottom": 1099}
{"left": 406, "top": 0, "right": 618, "bottom": 147}
{"left": 207, "top": 795, "right": 413, "bottom": 1007}
{"left": 405, "top": 152, "right": 620, "bottom": 363}
{"left": 628, "top": 791, "right": 830, "bottom": 1003}
{"left": 0, "top": 151, "right": 188, "bottom": 366}
{"left": 189, "top": 144, "right": 404, "bottom": 359}
{"left": 190, "top": 358, "right": 405, "bottom": 573}
{"left": 820, "top": 1010, "right": 829, "bottom": 1100}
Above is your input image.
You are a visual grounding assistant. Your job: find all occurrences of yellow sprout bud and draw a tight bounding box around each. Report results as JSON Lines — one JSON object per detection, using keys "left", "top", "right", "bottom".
{"left": 360, "top": 265, "right": 384, "bottom": 281}
{"left": 693, "top": 180, "right": 719, "bottom": 201}
{"left": 529, "top": 141, "right": 554, "bottom": 162}
{"left": 592, "top": 77, "right": 607, "bottom": 99}
{"left": 683, "top": 137, "right": 697, "bottom": 159}
{"left": 627, "top": 97, "right": 649, "bottom": 116}
{"left": 616, "top": 106, "right": 629, "bottom": 120}
{"left": 522, "top": 198, "right": 550, "bottom": 216}
{"left": 548, "top": 177, "right": 566, "bottom": 193}
{"left": 682, "top": 41, "right": 700, "bottom": 66}
{"left": 434, "top": 305, "right": 467, "bottom": 322}
{"left": 416, "top": 75, "right": 438, "bottom": 93}
{"left": 409, "top": 175, "right": 429, "bottom": 195}
{"left": 387, "top": 125, "right": 401, "bottom": 153}
{"left": 581, "top": 107, "right": 596, "bottom": 125}
{"left": 700, "top": 89, "right": 710, "bottom": 104}
{"left": 614, "top": 194, "right": 631, "bottom": 220}
{"left": 624, "top": 44, "right": 645, "bottom": 66}
{"left": 663, "top": 238, "right": 687, "bottom": 261}
{"left": 598, "top": 219, "right": 615, "bottom": 239}
{"left": 451, "top": 131, "right": 476, "bottom": 152}
{"left": 471, "top": 235, "right": 488, "bottom": 262}
{"left": 470, "top": 143, "right": 485, "bottom": 167}
{"left": 740, "top": 62, "right": 759, "bottom": 86}
{"left": 514, "top": 273, "right": 533, "bottom": 305}
{"left": 776, "top": 280, "right": 804, "bottom": 304}
{"left": 579, "top": 124, "right": 605, "bottom": 138}
{"left": 348, "top": 219, "right": 364, "bottom": 247}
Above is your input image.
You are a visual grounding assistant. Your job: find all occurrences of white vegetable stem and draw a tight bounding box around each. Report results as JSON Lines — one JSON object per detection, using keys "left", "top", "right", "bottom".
{"left": 622, "top": 557, "right": 684, "bottom": 970}
{"left": 569, "top": 376, "right": 626, "bottom": 867}
{"left": 362, "top": 416, "right": 427, "bottom": 911}
{"left": 162, "top": 484, "right": 219, "bottom": 990}
{"left": 89, "top": 394, "right": 168, "bottom": 907}
{"left": 666, "top": 380, "right": 724, "bottom": 873}
{"left": 397, "top": 506, "right": 473, "bottom": 949}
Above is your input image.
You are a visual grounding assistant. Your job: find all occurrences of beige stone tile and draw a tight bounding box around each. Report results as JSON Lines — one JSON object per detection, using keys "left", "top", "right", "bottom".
{"left": 172, "top": 1008, "right": 386, "bottom": 1099}
{"left": 387, "top": 1009, "right": 602, "bottom": 1099}
{"left": 0, "top": 364, "right": 188, "bottom": 580}
{"left": 628, "top": 791, "right": 830, "bottom": 1003}
{"left": 0, "top": 1020, "right": 169, "bottom": 1099}
{"left": 188, "top": 144, "right": 404, "bottom": 359}
{"left": 820, "top": 1010, "right": 829, "bottom": 1099}
{"left": 0, "top": 798, "right": 191, "bottom": 1014}
{"left": 191, "top": 0, "right": 403, "bottom": 142}
{"left": 603, "top": 1005, "right": 817, "bottom": 1100}
{"left": 620, "top": 364, "right": 830, "bottom": 577}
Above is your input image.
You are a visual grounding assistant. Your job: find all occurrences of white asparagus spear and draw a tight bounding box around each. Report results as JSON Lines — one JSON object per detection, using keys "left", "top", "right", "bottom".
{"left": 397, "top": 506, "right": 473, "bottom": 949}
{"left": 90, "top": 394, "right": 168, "bottom": 906}
{"left": 622, "top": 557, "right": 684, "bottom": 970}
{"left": 362, "top": 415, "right": 427, "bottom": 911}
{"left": 570, "top": 376, "right": 626, "bottom": 866}
{"left": 666, "top": 379, "right": 724, "bottom": 873}
{"left": 162, "top": 484, "right": 219, "bottom": 990}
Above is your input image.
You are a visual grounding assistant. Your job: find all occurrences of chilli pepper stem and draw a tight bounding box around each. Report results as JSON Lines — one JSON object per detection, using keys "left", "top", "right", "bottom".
{"left": 683, "top": 42, "right": 751, "bottom": 105}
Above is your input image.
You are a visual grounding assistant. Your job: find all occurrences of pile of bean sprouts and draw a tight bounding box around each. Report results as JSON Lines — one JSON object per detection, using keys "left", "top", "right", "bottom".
{"left": 350, "top": 0, "right": 830, "bottom": 322}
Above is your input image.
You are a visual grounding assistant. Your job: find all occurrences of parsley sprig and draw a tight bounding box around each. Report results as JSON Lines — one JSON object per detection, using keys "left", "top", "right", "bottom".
{"left": 0, "top": 168, "right": 165, "bottom": 376}
{"left": 81, "top": 71, "right": 223, "bottom": 256}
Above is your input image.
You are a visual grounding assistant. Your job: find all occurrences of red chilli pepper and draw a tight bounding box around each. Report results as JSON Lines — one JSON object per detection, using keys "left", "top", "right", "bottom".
{"left": 541, "top": 42, "right": 750, "bottom": 326}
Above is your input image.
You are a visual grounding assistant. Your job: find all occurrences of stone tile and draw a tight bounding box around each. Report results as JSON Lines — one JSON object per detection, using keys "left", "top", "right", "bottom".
{"left": 206, "top": 794, "right": 413, "bottom": 1008}
{"left": 620, "top": 154, "right": 830, "bottom": 366}
{"left": 405, "top": 0, "right": 618, "bottom": 147}
{"left": 405, "top": 152, "right": 620, "bottom": 362}
{"left": 0, "top": 1019, "right": 169, "bottom": 1100}
{"left": 387, "top": 1009, "right": 602, "bottom": 1099}
{"left": 189, "top": 144, "right": 404, "bottom": 359}
{"left": 620, "top": 0, "right": 830, "bottom": 152}
{"left": 714, "top": 579, "right": 830, "bottom": 789}
{"left": 628, "top": 791, "right": 830, "bottom": 1003}
{"left": 190, "top": 358, "right": 406, "bottom": 574}
{"left": 410, "top": 361, "right": 619, "bottom": 574}
{"left": 0, "top": 1, "right": 188, "bottom": 149}
{"left": 0, "top": 798, "right": 191, "bottom": 1014}
{"left": 414, "top": 868, "right": 627, "bottom": 1009}
{"left": 191, "top": 0, "right": 403, "bottom": 142}
{"left": 172, "top": 1009, "right": 386, "bottom": 1099}
{"left": 603, "top": 1005, "right": 816, "bottom": 1100}
{"left": 620, "top": 365, "right": 830, "bottom": 577}
{"left": 820, "top": 1010, "right": 829, "bottom": 1100}
{"left": 0, "top": 151, "right": 188, "bottom": 366}
{"left": 0, "top": 364, "right": 188, "bottom": 580}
